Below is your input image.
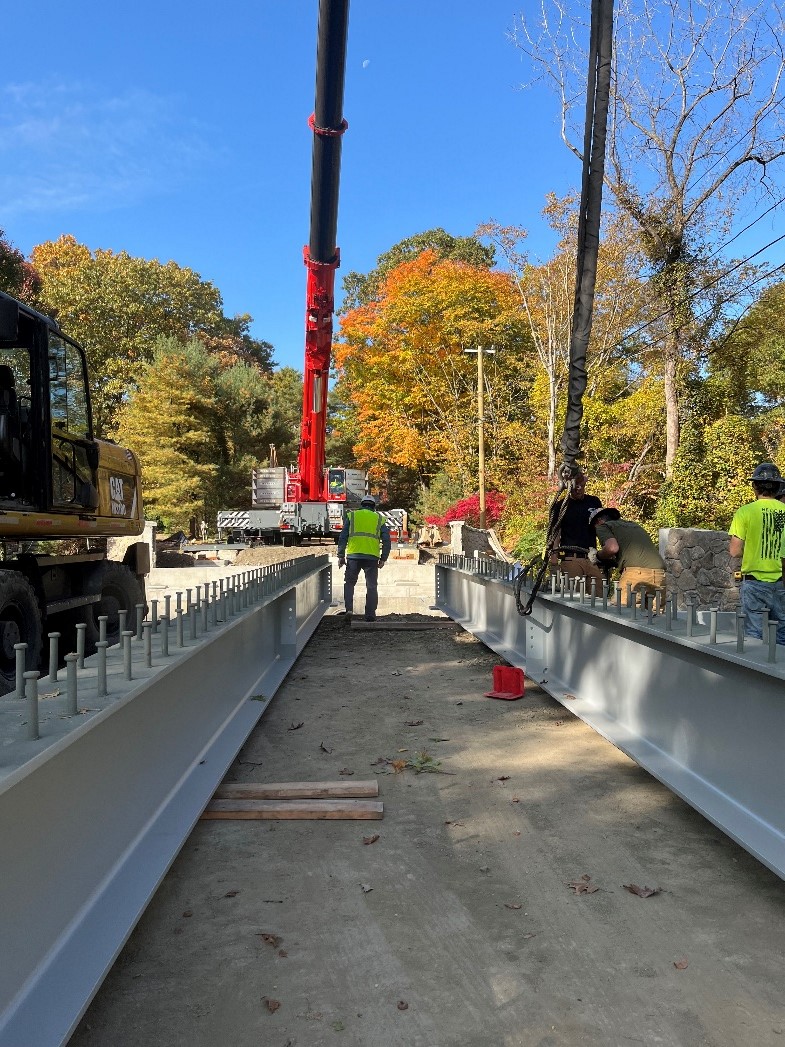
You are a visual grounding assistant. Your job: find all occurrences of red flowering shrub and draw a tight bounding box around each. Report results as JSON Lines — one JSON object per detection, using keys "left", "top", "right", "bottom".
{"left": 425, "top": 491, "right": 507, "bottom": 529}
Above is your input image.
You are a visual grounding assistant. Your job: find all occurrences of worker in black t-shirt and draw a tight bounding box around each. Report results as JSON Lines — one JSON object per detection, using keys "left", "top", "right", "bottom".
{"left": 548, "top": 472, "right": 604, "bottom": 584}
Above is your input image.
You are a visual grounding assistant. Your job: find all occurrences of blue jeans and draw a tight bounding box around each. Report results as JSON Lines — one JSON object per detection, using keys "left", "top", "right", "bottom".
{"left": 740, "top": 578, "right": 785, "bottom": 643}
{"left": 344, "top": 557, "right": 379, "bottom": 619}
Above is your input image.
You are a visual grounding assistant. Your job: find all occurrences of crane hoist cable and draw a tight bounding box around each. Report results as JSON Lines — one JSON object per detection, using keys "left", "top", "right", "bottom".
{"left": 515, "top": 0, "right": 614, "bottom": 617}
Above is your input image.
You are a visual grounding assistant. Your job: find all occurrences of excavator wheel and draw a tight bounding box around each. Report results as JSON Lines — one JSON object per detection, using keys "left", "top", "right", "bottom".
{"left": 85, "top": 561, "right": 145, "bottom": 648}
{"left": 0, "top": 571, "right": 44, "bottom": 695}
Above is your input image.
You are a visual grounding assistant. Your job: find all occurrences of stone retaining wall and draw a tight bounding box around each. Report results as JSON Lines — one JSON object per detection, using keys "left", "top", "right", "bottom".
{"left": 660, "top": 527, "right": 740, "bottom": 610}
{"left": 448, "top": 521, "right": 493, "bottom": 560}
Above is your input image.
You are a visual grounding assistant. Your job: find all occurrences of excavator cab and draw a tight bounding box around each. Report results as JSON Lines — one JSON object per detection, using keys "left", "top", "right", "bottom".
{"left": 0, "top": 291, "right": 108, "bottom": 522}
{"left": 0, "top": 292, "right": 145, "bottom": 693}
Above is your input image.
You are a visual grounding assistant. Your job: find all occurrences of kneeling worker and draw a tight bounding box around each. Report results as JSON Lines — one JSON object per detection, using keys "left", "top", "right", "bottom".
{"left": 589, "top": 507, "right": 665, "bottom": 608}
{"left": 337, "top": 495, "right": 391, "bottom": 622}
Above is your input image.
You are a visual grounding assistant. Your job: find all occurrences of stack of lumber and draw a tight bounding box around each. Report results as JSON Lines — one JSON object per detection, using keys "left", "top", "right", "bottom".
{"left": 201, "top": 780, "right": 383, "bottom": 820}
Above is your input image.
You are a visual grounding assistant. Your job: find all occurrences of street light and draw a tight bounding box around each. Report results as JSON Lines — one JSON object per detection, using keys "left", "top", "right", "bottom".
{"left": 464, "top": 345, "right": 496, "bottom": 529}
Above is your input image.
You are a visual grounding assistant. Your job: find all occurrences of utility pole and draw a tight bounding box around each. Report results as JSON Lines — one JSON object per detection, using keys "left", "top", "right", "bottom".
{"left": 465, "top": 346, "right": 495, "bottom": 528}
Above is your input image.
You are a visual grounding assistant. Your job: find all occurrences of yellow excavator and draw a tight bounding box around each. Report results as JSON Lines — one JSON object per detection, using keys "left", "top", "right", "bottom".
{"left": 0, "top": 289, "right": 148, "bottom": 692}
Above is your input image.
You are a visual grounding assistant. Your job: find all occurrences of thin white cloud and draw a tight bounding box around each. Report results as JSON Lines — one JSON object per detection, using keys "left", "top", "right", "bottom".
{"left": 0, "top": 80, "right": 217, "bottom": 219}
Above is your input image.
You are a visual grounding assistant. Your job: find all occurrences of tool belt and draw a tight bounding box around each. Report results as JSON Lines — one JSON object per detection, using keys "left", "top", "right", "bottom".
{"left": 557, "top": 547, "right": 590, "bottom": 559}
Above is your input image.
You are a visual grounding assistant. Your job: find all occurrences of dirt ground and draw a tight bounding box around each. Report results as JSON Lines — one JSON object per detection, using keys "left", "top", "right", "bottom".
{"left": 69, "top": 615, "right": 785, "bottom": 1047}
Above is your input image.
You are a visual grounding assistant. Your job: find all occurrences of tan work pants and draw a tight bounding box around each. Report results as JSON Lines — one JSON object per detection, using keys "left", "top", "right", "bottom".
{"left": 618, "top": 567, "right": 665, "bottom": 608}
{"left": 558, "top": 557, "right": 604, "bottom": 583}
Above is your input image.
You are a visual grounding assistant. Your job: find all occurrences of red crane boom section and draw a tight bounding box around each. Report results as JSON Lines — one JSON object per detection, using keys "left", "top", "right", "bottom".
{"left": 289, "top": 0, "right": 350, "bottom": 504}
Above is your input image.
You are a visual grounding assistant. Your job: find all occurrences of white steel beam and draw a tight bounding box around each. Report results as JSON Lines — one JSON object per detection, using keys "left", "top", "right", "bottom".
{"left": 436, "top": 560, "right": 785, "bottom": 882}
{"left": 0, "top": 557, "right": 330, "bottom": 1047}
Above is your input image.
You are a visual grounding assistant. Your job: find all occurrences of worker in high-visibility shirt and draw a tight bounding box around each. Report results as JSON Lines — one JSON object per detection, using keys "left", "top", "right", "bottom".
{"left": 337, "top": 495, "right": 391, "bottom": 622}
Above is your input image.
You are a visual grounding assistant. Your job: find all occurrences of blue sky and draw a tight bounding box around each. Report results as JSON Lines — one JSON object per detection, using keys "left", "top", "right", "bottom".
{"left": 1, "top": 1, "right": 580, "bottom": 371}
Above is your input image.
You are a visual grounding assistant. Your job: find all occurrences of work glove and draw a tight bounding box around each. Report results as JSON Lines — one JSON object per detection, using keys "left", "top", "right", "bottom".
{"left": 337, "top": 556, "right": 345, "bottom": 569}
{"left": 378, "top": 559, "right": 386, "bottom": 569}
{"left": 587, "top": 548, "right": 598, "bottom": 564}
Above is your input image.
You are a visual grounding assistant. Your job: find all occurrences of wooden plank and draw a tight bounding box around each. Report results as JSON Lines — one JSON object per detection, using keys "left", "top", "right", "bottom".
{"left": 201, "top": 799, "right": 384, "bottom": 820}
{"left": 351, "top": 621, "right": 457, "bottom": 631}
{"left": 214, "top": 780, "right": 379, "bottom": 800}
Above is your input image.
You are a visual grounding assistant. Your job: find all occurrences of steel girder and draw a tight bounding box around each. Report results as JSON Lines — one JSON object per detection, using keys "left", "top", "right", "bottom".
{"left": 0, "top": 557, "right": 331, "bottom": 1047}
{"left": 435, "top": 561, "right": 785, "bottom": 881}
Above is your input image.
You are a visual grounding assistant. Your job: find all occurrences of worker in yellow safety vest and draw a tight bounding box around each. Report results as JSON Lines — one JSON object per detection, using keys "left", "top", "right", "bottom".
{"left": 337, "top": 495, "right": 391, "bottom": 622}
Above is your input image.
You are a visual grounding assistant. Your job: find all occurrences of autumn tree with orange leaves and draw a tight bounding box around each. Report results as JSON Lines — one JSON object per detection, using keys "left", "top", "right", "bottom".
{"left": 334, "top": 250, "right": 538, "bottom": 500}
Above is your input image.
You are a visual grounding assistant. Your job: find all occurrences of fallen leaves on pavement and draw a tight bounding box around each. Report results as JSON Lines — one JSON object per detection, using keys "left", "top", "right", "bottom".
{"left": 287, "top": 722, "right": 304, "bottom": 731}
{"left": 397, "top": 1000, "right": 409, "bottom": 1011}
{"left": 363, "top": 834, "right": 380, "bottom": 845}
{"left": 408, "top": 751, "right": 444, "bottom": 773}
{"left": 673, "top": 957, "right": 689, "bottom": 970}
{"left": 360, "top": 883, "right": 373, "bottom": 893}
{"left": 504, "top": 903, "right": 522, "bottom": 910}
{"left": 623, "top": 883, "right": 661, "bottom": 898}
{"left": 339, "top": 768, "right": 354, "bottom": 775}
{"left": 264, "top": 997, "right": 281, "bottom": 1013}
{"left": 320, "top": 742, "right": 333, "bottom": 753}
{"left": 405, "top": 719, "right": 424, "bottom": 727}
{"left": 258, "top": 932, "right": 283, "bottom": 948}
{"left": 565, "top": 874, "right": 600, "bottom": 894}
{"left": 372, "top": 752, "right": 448, "bottom": 774}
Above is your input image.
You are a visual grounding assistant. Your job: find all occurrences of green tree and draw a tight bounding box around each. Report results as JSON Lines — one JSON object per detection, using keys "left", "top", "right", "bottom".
{"left": 656, "top": 415, "right": 766, "bottom": 529}
{"left": 115, "top": 339, "right": 217, "bottom": 531}
{"left": 266, "top": 366, "right": 305, "bottom": 466}
{"left": 710, "top": 282, "right": 785, "bottom": 411}
{"left": 411, "top": 470, "right": 466, "bottom": 525}
{"left": 115, "top": 338, "right": 290, "bottom": 530}
{"left": 341, "top": 228, "right": 495, "bottom": 311}
{"left": 32, "top": 235, "right": 274, "bottom": 435}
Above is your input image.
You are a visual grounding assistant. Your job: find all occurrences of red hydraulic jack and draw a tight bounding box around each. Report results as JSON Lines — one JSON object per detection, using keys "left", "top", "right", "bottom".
{"left": 485, "top": 666, "right": 525, "bottom": 701}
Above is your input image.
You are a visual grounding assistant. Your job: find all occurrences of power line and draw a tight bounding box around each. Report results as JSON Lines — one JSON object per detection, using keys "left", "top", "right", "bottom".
{"left": 701, "top": 261, "right": 785, "bottom": 357}
{"left": 704, "top": 196, "right": 785, "bottom": 262}
{"left": 614, "top": 231, "right": 785, "bottom": 349}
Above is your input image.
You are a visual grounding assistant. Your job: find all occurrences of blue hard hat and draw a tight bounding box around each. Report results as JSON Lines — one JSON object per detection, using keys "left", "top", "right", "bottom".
{"left": 749, "top": 462, "right": 781, "bottom": 484}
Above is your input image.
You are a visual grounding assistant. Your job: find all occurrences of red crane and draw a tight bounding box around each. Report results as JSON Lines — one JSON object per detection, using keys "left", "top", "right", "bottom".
{"left": 286, "top": 0, "right": 350, "bottom": 507}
